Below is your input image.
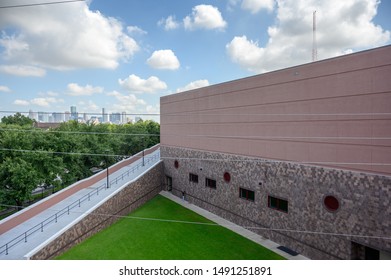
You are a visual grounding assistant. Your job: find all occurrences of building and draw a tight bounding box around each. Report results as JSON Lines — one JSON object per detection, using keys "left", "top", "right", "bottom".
{"left": 102, "top": 108, "right": 108, "bottom": 123}
{"left": 160, "top": 46, "right": 391, "bottom": 260}
{"left": 110, "top": 112, "right": 121, "bottom": 124}
{"left": 70, "top": 106, "right": 77, "bottom": 120}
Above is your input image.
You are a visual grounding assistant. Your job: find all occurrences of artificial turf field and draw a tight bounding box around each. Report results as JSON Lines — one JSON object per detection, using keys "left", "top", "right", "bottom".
{"left": 57, "top": 195, "right": 285, "bottom": 260}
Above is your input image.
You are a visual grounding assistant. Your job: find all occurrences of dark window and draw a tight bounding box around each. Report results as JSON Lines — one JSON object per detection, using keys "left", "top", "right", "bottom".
{"left": 239, "top": 188, "right": 255, "bottom": 202}
{"left": 174, "top": 160, "right": 179, "bottom": 169}
{"left": 268, "top": 196, "right": 288, "bottom": 213}
{"left": 223, "top": 172, "right": 231, "bottom": 183}
{"left": 205, "top": 178, "right": 216, "bottom": 189}
{"left": 324, "top": 195, "right": 339, "bottom": 212}
{"left": 189, "top": 173, "right": 198, "bottom": 183}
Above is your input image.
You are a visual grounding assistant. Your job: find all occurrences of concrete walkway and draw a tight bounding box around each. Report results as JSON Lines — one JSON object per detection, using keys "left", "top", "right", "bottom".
{"left": 160, "top": 191, "right": 309, "bottom": 260}
{"left": 0, "top": 149, "right": 161, "bottom": 260}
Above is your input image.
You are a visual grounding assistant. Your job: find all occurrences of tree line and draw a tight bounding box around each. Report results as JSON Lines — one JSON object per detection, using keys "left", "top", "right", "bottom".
{"left": 0, "top": 113, "right": 160, "bottom": 209}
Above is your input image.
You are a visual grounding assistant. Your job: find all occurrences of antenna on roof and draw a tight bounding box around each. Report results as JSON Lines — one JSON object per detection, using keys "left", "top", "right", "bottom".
{"left": 312, "top": 10, "right": 318, "bottom": 62}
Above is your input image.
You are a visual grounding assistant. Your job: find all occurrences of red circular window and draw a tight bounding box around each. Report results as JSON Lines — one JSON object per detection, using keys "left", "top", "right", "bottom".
{"left": 223, "top": 172, "right": 231, "bottom": 183}
{"left": 324, "top": 195, "right": 339, "bottom": 212}
{"left": 174, "top": 160, "right": 179, "bottom": 169}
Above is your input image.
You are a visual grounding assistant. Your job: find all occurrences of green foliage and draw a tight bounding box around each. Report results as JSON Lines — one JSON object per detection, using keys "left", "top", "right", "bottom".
{"left": 57, "top": 195, "right": 285, "bottom": 260}
{"left": 0, "top": 158, "right": 40, "bottom": 206}
{"left": 1, "top": 112, "right": 35, "bottom": 127}
{"left": 0, "top": 114, "right": 160, "bottom": 209}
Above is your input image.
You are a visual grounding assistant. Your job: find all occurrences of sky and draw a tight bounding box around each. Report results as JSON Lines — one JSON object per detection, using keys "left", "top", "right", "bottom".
{"left": 0, "top": 0, "right": 390, "bottom": 121}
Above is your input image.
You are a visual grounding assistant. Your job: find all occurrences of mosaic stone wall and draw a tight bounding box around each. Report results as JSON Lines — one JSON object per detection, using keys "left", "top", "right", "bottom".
{"left": 161, "top": 146, "right": 391, "bottom": 260}
{"left": 30, "top": 162, "right": 164, "bottom": 260}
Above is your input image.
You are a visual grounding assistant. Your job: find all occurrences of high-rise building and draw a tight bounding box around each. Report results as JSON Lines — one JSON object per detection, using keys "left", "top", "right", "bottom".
{"left": 110, "top": 112, "right": 121, "bottom": 124}
{"left": 122, "top": 112, "right": 127, "bottom": 124}
{"left": 70, "top": 106, "right": 77, "bottom": 120}
{"left": 102, "top": 108, "right": 108, "bottom": 123}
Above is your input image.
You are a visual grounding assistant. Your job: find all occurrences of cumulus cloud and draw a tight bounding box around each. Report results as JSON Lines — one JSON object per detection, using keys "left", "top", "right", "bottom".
{"left": 127, "top": 25, "right": 147, "bottom": 35}
{"left": 13, "top": 96, "right": 63, "bottom": 107}
{"left": 184, "top": 5, "right": 227, "bottom": 30}
{"left": 0, "top": 64, "right": 46, "bottom": 77}
{"left": 0, "top": 85, "right": 11, "bottom": 92}
{"left": 13, "top": 99, "right": 30, "bottom": 106}
{"left": 107, "top": 90, "right": 147, "bottom": 112}
{"left": 226, "top": 0, "right": 390, "bottom": 73}
{"left": 241, "top": 0, "right": 275, "bottom": 13}
{"left": 177, "top": 80, "right": 210, "bottom": 93}
{"left": 158, "top": 16, "right": 180, "bottom": 30}
{"left": 0, "top": 0, "right": 139, "bottom": 73}
{"left": 118, "top": 74, "right": 167, "bottom": 94}
{"left": 30, "top": 97, "right": 64, "bottom": 107}
{"left": 147, "top": 49, "right": 180, "bottom": 70}
{"left": 67, "top": 83, "right": 104, "bottom": 96}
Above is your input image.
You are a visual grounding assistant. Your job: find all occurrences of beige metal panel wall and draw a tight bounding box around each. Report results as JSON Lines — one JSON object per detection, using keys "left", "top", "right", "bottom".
{"left": 161, "top": 46, "right": 391, "bottom": 175}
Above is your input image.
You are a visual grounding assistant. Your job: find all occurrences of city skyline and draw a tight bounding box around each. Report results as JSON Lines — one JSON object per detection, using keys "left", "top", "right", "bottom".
{"left": 1, "top": 0, "right": 390, "bottom": 118}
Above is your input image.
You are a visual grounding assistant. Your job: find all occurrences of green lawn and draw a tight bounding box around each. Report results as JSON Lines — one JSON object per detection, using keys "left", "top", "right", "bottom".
{"left": 57, "top": 195, "right": 285, "bottom": 260}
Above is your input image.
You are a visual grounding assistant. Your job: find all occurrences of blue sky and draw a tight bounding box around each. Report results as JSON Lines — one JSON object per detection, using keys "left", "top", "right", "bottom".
{"left": 0, "top": 0, "right": 390, "bottom": 121}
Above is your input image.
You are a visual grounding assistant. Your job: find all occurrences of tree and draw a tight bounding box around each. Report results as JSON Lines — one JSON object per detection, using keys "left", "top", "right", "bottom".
{"left": 1, "top": 113, "right": 35, "bottom": 127}
{"left": 0, "top": 158, "right": 40, "bottom": 207}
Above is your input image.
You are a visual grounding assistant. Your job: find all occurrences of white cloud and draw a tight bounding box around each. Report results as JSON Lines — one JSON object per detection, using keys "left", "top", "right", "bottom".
{"left": 107, "top": 90, "right": 147, "bottom": 112}
{"left": 0, "top": 1, "right": 139, "bottom": 72}
{"left": 241, "top": 0, "right": 275, "bottom": 13}
{"left": 78, "top": 100, "right": 100, "bottom": 112}
{"left": 147, "top": 49, "right": 180, "bottom": 70}
{"left": 0, "top": 64, "right": 46, "bottom": 77}
{"left": 226, "top": 0, "right": 390, "bottom": 73}
{"left": 184, "top": 5, "right": 227, "bottom": 30}
{"left": 67, "top": 83, "right": 104, "bottom": 96}
{"left": 0, "top": 85, "right": 11, "bottom": 92}
{"left": 118, "top": 74, "right": 167, "bottom": 94}
{"left": 177, "top": 80, "right": 210, "bottom": 93}
{"left": 158, "top": 16, "right": 180, "bottom": 30}
{"left": 30, "top": 97, "right": 64, "bottom": 107}
{"left": 127, "top": 25, "right": 147, "bottom": 35}
{"left": 13, "top": 99, "right": 30, "bottom": 106}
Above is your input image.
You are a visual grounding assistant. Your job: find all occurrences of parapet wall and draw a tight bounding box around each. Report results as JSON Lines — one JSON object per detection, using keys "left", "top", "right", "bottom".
{"left": 28, "top": 161, "right": 164, "bottom": 260}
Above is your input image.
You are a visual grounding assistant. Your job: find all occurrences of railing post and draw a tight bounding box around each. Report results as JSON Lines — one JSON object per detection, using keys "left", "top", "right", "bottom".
{"left": 5, "top": 244, "right": 8, "bottom": 255}
{"left": 55, "top": 213, "right": 57, "bottom": 223}
{"left": 79, "top": 199, "right": 81, "bottom": 207}
{"left": 25, "top": 232, "right": 27, "bottom": 243}
{"left": 88, "top": 193, "right": 90, "bottom": 201}
{"left": 67, "top": 206, "right": 69, "bottom": 215}
{"left": 41, "top": 222, "right": 43, "bottom": 232}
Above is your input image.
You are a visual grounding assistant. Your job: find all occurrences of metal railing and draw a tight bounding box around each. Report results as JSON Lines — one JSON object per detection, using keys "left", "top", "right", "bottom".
{"left": 0, "top": 149, "right": 160, "bottom": 256}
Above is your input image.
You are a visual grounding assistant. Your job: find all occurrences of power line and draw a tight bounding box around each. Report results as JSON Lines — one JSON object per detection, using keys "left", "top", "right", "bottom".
{"left": 0, "top": 128, "right": 160, "bottom": 137}
{"left": 0, "top": 110, "right": 159, "bottom": 116}
{"left": 0, "top": 0, "right": 85, "bottom": 9}
{"left": 1, "top": 147, "right": 390, "bottom": 166}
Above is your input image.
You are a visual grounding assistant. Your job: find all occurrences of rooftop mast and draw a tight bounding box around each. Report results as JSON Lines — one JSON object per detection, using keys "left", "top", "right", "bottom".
{"left": 312, "top": 10, "right": 318, "bottom": 62}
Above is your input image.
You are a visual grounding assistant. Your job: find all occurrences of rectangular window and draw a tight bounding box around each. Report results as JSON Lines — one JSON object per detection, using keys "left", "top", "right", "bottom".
{"left": 268, "top": 196, "right": 288, "bottom": 213}
{"left": 189, "top": 173, "right": 198, "bottom": 183}
{"left": 239, "top": 188, "right": 255, "bottom": 202}
{"left": 205, "top": 178, "right": 216, "bottom": 189}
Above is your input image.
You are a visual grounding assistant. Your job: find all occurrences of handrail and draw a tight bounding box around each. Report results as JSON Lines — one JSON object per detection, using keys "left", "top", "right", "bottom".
{"left": 0, "top": 149, "right": 160, "bottom": 256}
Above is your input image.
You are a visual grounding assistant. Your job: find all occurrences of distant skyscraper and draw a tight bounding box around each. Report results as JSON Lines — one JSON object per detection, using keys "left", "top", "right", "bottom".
{"left": 64, "top": 111, "right": 70, "bottom": 122}
{"left": 110, "top": 112, "right": 121, "bottom": 124}
{"left": 122, "top": 112, "right": 127, "bottom": 124}
{"left": 53, "top": 112, "right": 64, "bottom": 123}
{"left": 102, "top": 108, "right": 108, "bottom": 123}
{"left": 70, "top": 106, "right": 78, "bottom": 120}
{"left": 28, "top": 110, "right": 37, "bottom": 121}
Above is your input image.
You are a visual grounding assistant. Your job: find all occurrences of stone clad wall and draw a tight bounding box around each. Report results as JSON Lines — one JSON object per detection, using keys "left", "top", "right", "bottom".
{"left": 161, "top": 146, "right": 391, "bottom": 259}
{"left": 29, "top": 162, "right": 164, "bottom": 260}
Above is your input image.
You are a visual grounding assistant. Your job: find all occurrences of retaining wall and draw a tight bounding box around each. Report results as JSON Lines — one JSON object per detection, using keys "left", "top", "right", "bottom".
{"left": 28, "top": 161, "right": 164, "bottom": 260}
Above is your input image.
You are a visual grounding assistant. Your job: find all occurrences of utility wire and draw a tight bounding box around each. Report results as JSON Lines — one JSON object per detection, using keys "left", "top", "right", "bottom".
{"left": 0, "top": 128, "right": 160, "bottom": 137}
{"left": 0, "top": 0, "right": 85, "bottom": 9}
{"left": 0, "top": 128, "right": 388, "bottom": 140}
{"left": 0, "top": 147, "right": 390, "bottom": 166}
